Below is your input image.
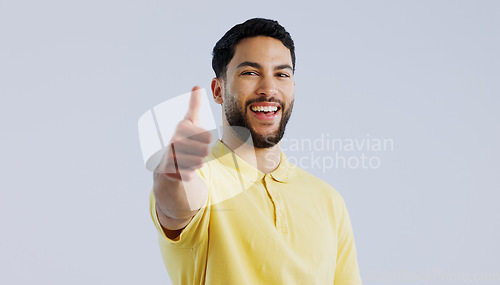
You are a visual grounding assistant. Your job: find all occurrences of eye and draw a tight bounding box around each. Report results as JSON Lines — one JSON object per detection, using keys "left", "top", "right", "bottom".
{"left": 241, "top": 71, "right": 258, "bottom": 76}
{"left": 276, "top": 72, "right": 290, "bottom": 78}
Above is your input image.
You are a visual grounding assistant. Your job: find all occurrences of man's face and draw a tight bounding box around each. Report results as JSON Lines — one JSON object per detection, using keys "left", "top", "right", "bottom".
{"left": 221, "top": 36, "right": 295, "bottom": 148}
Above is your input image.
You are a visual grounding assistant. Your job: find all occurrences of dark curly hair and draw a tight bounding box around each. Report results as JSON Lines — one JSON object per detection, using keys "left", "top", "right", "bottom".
{"left": 212, "top": 18, "right": 295, "bottom": 79}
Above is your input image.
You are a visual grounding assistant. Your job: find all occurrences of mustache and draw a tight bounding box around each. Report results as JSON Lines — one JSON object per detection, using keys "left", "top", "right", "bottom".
{"left": 245, "top": 97, "right": 285, "bottom": 109}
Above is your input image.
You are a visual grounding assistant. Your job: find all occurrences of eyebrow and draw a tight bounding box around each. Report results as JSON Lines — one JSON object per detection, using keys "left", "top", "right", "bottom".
{"left": 236, "top": 61, "right": 293, "bottom": 71}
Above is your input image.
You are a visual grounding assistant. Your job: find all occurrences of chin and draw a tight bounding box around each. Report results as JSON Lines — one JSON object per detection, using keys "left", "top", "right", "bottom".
{"left": 248, "top": 129, "right": 281, "bottom": 148}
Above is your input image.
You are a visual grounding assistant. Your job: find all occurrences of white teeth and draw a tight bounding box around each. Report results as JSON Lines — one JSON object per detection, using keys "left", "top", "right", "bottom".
{"left": 251, "top": 106, "right": 278, "bottom": 112}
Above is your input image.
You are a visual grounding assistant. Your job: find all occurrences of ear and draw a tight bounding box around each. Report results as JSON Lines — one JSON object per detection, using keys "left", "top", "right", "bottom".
{"left": 211, "top": 77, "right": 224, "bottom": 104}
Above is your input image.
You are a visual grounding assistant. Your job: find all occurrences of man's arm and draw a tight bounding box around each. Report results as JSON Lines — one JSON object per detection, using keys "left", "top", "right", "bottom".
{"left": 334, "top": 197, "right": 362, "bottom": 284}
{"left": 153, "top": 169, "right": 208, "bottom": 235}
{"left": 153, "top": 86, "right": 211, "bottom": 238}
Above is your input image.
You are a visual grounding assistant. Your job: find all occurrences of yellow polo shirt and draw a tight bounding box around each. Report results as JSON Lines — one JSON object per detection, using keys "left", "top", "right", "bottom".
{"left": 150, "top": 140, "right": 362, "bottom": 284}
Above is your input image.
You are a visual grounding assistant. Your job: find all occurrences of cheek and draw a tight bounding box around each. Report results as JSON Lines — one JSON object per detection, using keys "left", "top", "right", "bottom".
{"left": 285, "top": 90, "right": 295, "bottom": 104}
{"left": 233, "top": 91, "right": 247, "bottom": 107}
{"left": 281, "top": 82, "right": 294, "bottom": 96}
{"left": 224, "top": 93, "right": 247, "bottom": 112}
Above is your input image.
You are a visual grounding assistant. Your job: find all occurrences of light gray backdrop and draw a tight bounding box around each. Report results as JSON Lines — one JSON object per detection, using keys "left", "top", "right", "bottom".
{"left": 1, "top": 0, "right": 498, "bottom": 284}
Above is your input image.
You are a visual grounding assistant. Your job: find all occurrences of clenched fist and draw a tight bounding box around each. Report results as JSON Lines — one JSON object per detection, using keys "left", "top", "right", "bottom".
{"left": 156, "top": 86, "right": 212, "bottom": 181}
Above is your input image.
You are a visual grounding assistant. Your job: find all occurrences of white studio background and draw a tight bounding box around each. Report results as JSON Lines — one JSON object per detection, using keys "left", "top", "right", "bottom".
{"left": 1, "top": 0, "right": 498, "bottom": 284}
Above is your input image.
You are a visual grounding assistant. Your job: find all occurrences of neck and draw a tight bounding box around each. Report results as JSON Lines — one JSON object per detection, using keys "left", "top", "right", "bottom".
{"left": 221, "top": 127, "right": 281, "bottom": 174}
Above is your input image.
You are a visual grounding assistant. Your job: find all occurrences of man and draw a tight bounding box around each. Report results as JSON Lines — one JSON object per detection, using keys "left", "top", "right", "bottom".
{"left": 150, "top": 18, "right": 362, "bottom": 284}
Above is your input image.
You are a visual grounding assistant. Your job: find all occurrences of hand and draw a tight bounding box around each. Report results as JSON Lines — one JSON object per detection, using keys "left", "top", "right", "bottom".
{"left": 157, "top": 86, "right": 212, "bottom": 181}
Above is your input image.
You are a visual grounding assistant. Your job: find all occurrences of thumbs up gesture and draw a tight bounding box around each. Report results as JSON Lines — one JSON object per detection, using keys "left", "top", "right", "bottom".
{"left": 157, "top": 86, "right": 212, "bottom": 181}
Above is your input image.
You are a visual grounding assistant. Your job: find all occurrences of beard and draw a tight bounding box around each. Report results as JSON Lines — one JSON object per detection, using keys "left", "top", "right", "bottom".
{"left": 224, "top": 93, "right": 294, "bottom": 149}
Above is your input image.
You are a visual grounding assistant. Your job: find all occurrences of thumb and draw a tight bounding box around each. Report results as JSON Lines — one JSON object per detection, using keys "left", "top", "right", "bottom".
{"left": 184, "top": 86, "right": 202, "bottom": 125}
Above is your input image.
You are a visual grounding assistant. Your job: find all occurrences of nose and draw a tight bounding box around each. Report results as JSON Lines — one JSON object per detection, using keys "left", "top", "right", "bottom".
{"left": 256, "top": 75, "right": 278, "bottom": 97}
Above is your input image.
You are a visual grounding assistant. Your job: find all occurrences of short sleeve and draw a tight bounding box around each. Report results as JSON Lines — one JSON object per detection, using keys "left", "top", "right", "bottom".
{"left": 334, "top": 195, "right": 363, "bottom": 284}
{"left": 149, "top": 163, "right": 212, "bottom": 248}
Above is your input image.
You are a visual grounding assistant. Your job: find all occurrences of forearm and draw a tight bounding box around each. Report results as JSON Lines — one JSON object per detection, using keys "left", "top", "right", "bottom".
{"left": 153, "top": 172, "right": 208, "bottom": 228}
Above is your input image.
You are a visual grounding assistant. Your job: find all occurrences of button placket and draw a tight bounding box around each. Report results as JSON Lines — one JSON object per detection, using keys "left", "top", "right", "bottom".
{"left": 264, "top": 174, "right": 287, "bottom": 233}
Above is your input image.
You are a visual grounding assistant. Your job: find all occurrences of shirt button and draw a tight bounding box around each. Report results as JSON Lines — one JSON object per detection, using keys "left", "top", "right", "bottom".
{"left": 277, "top": 211, "right": 283, "bottom": 217}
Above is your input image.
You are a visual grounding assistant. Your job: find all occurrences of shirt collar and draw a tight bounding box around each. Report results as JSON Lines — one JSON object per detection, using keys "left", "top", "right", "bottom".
{"left": 211, "top": 140, "right": 290, "bottom": 183}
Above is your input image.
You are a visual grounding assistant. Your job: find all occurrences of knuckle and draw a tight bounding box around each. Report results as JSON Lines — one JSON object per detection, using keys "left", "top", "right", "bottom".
{"left": 200, "top": 132, "right": 211, "bottom": 141}
{"left": 172, "top": 138, "right": 187, "bottom": 148}
{"left": 170, "top": 135, "right": 180, "bottom": 144}
{"left": 175, "top": 121, "right": 190, "bottom": 133}
{"left": 202, "top": 145, "right": 210, "bottom": 155}
{"left": 171, "top": 135, "right": 187, "bottom": 145}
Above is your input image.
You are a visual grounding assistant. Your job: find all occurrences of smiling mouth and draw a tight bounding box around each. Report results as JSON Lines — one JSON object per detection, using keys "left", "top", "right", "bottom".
{"left": 250, "top": 105, "right": 280, "bottom": 114}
